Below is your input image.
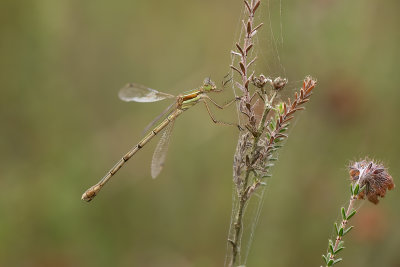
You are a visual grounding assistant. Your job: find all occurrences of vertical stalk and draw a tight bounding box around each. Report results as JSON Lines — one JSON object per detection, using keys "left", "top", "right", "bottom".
{"left": 228, "top": 1, "right": 260, "bottom": 265}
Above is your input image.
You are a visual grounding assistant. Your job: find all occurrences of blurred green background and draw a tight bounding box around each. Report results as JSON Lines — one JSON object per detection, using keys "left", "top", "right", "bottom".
{"left": 1, "top": 0, "right": 399, "bottom": 266}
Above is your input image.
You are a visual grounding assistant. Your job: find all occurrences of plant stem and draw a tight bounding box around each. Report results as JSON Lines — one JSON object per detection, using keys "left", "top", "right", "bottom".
{"left": 229, "top": 170, "right": 251, "bottom": 266}
{"left": 228, "top": 91, "right": 276, "bottom": 266}
{"left": 327, "top": 181, "right": 359, "bottom": 266}
{"left": 332, "top": 197, "right": 355, "bottom": 258}
{"left": 228, "top": 1, "right": 258, "bottom": 263}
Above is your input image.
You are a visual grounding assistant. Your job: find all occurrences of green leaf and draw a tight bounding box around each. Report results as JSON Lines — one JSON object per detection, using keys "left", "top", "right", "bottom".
{"left": 329, "top": 243, "right": 334, "bottom": 254}
{"left": 334, "top": 247, "right": 344, "bottom": 254}
{"left": 334, "top": 223, "right": 339, "bottom": 235}
{"left": 343, "top": 226, "right": 354, "bottom": 235}
{"left": 261, "top": 174, "right": 272, "bottom": 178}
{"left": 322, "top": 254, "right": 328, "bottom": 264}
{"left": 353, "top": 183, "right": 360, "bottom": 195}
{"left": 333, "top": 258, "right": 342, "bottom": 264}
{"left": 270, "top": 120, "right": 276, "bottom": 131}
{"left": 339, "top": 227, "right": 344, "bottom": 237}
{"left": 346, "top": 210, "right": 356, "bottom": 220}
{"left": 280, "top": 103, "right": 285, "bottom": 112}
{"left": 327, "top": 259, "right": 334, "bottom": 266}
{"left": 350, "top": 184, "right": 354, "bottom": 195}
{"left": 341, "top": 207, "right": 346, "bottom": 220}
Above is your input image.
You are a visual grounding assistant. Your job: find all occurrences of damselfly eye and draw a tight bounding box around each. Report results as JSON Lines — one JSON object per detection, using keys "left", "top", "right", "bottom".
{"left": 203, "top": 77, "right": 211, "bottom": 85}
{"left": 203, "top": 78, "right": 216, "bottom": 91}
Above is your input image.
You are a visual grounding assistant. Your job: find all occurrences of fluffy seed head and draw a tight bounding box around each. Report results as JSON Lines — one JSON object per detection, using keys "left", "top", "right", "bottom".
{"left": 349, "top": 159, "right": 394, "bottom": 204}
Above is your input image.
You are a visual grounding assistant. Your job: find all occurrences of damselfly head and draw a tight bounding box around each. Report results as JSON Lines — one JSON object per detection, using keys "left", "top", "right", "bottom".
{"left": 202, "top": 77, "right": 217, "bottom": 92}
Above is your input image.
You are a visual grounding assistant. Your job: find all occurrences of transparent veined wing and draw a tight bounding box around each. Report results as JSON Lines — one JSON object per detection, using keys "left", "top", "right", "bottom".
{"left": 142, "top": 102, "right": 176, "bottom": 135}
{"left": 151, "top": 119, "right": 175, "bottom": 179}
{"left": 119, "top": 83, "right": 175, "bottom": 103}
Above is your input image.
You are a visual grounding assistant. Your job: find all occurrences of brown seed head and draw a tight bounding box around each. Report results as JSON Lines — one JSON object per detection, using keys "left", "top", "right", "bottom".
{"left": 349, "top": 159, "right": 395, "bottom": 204}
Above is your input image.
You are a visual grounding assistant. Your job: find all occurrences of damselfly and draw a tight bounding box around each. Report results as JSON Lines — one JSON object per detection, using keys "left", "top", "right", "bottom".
{"left": 82, "top": 78, "right": 238, "bottom": 202}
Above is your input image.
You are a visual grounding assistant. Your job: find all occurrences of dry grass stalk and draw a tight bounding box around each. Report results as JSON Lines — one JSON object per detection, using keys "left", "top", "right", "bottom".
{"left": 226, "top": 1, "right": 317, "bottom": 266}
